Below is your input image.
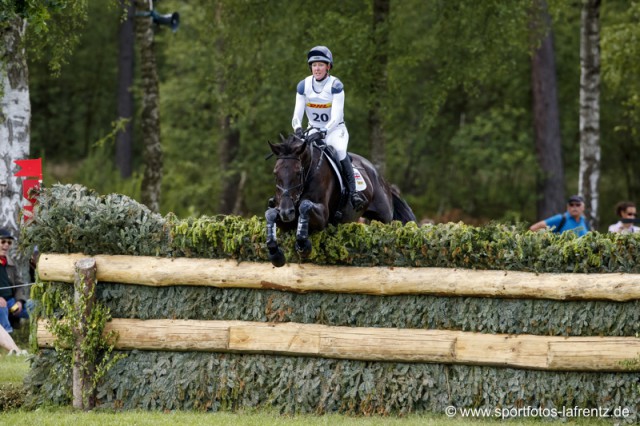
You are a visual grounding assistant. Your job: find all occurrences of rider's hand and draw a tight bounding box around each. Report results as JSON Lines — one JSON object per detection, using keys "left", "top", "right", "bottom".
{"left": 319, "top": 127, "right": 327, "bottom": 137}
{"left": 294, "top": 127, "right": 304, "bottom": 138}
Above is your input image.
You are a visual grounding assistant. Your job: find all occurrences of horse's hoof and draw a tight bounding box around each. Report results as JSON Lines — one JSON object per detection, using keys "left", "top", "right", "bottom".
{"left": 295, "top": 239, "right": 312, "bottom": 257}
{"left": 269, "top": 247, "right": 286, "bottom": 267}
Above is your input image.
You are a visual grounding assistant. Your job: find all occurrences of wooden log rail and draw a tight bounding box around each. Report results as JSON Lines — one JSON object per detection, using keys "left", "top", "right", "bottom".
{"left": 39, "top": 253, "right": 640, "bottom": 301}
{"left": 36, "top": 319, "right": 640, "bottom": 372}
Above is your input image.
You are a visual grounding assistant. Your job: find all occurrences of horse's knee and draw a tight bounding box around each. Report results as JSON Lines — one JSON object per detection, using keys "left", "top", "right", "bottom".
{"left": 299, "top": 199, "right": 314, "bottom": 216}
{"left": 265, "top": 207, "right": 279, "bottom": 222}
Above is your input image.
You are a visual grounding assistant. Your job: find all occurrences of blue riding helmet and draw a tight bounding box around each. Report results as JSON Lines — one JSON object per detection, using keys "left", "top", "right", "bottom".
{"left": 307, "top": 46, "right": 333, "bottom": 68}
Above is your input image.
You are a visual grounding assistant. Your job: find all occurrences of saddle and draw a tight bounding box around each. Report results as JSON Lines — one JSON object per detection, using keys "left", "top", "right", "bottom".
{"left": 308, "top": 138, "right": 356, "bottom": 223}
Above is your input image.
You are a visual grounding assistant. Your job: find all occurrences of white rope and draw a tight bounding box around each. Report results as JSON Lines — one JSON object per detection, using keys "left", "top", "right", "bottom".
{"left": 1, "top": 283, "right": 34, "bottom": 290}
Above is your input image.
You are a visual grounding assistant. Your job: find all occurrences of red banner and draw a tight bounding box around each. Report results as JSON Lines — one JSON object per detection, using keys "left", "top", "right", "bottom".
{"left": 14, "top": 158, "right": 42, "bottom": 179}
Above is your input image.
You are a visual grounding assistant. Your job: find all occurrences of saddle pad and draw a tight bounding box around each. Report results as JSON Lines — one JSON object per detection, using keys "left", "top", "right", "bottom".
{"left": 354, "top": 169, "right": 367, "bottom": 191}
{"left": 322, "top": 149, "right": 367, "bottom": 192}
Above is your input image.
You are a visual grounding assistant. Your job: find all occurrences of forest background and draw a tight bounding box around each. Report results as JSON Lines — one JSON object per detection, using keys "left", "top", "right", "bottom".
{"left": 24, "top": 0, "right": 640, "bottom": 231}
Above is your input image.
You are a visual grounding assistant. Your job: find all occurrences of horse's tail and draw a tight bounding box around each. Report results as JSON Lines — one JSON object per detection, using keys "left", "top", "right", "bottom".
{"left": 391, "top": 186, "right": 416, "bottom": 224}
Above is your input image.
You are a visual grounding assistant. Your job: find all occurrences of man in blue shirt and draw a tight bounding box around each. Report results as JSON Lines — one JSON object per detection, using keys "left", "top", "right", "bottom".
{"left": 529, "top": 195, "right": 590, "bottom": 237}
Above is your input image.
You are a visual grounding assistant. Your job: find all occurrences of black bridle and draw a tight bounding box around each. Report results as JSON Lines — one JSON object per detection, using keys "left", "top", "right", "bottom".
{"left": 274, "top": 141, "right": 324, "bottom": 206}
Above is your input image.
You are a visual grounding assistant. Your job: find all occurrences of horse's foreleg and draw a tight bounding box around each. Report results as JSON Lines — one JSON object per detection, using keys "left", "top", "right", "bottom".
{"left": 265, "top": 207, "right": 286, "bottom": 267}
{"left": 294, "top": 200, "right": 314, "bottom": 256}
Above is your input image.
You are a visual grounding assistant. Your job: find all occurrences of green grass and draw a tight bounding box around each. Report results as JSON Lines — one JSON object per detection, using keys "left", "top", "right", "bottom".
{"left": 0, "top": 352, "right": 30, "bottom": 384}
{"left": 0, "top": 408, "right": 618, "bottom": 425}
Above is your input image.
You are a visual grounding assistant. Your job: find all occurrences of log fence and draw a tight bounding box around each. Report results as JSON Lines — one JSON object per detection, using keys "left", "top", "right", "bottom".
{"left": 36, "top": 253, "right": 640, "bottom": 377}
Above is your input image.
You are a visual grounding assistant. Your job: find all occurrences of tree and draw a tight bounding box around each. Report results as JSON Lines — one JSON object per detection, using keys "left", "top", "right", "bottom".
{"left": 116, "top": 0, "right": 135, "bottom": 179}
{"left": 601, "top": 2, "right": 640, "bottom": 210}
{"left": 0, "top": 14, "right": 29, "bottom": 235}
{"left": 1, "top": 2, "right": 89, "bottom": 235}
{"left": 531, "top": 0, "right": 565, "bottom": 219}
{"left": 135, "top": 0, "right": 163, "bottom": 213}
{"left": 578, "top": 0, "right": 601, "bottom": 229}
{"left": 368, "top": 0, "right": 390, "bottom": 175}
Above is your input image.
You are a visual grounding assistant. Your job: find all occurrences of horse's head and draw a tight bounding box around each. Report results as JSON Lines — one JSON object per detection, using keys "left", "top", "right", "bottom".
{"left": 268, "top": 135, "right": 309, "bottom": 223}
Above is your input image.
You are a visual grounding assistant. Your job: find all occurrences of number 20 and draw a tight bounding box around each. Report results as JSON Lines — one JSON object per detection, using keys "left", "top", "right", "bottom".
{"left": 312, "top": 113, "right": 329, "bottom": 122}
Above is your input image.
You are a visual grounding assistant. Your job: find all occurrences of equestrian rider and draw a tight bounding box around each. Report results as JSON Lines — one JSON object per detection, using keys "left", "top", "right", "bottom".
{"left": 291, "top": 46, "right": 367, "bottom": 211}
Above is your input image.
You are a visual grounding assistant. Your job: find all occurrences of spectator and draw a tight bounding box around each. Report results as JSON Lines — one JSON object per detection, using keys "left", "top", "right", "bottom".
{"left": 608, "top": 201, "right": 640, "bottom": 234}
{"left": 529, "top": 195, "right": 590, "bottom": 237}
{"left": 0, "top": 324, "right": 26, "bottom": 355}
{"left": 0, "top": 228, "right": 29, "bottom": 334}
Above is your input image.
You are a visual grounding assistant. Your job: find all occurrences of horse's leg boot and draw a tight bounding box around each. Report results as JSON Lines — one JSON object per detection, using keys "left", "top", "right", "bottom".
{"left": 340, "top": 157, "right": 367, "bottom": 211}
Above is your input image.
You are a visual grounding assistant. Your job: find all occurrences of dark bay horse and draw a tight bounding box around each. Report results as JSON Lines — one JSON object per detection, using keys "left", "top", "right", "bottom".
{"left": 265, "top": 133, "right": 416, "bottom": 267}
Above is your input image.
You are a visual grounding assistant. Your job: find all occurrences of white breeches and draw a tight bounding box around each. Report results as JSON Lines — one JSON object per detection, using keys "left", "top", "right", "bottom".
{"left": 325, "top": 124, "right": 349, "bottom": 160}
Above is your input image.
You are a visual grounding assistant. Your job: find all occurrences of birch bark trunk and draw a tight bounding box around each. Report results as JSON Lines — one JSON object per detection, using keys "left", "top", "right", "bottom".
{"left": 578, "top": 0, "right": 601, "bottom": 229}
{"left": 0, "top": 17, "right": 29, "bottom": 234}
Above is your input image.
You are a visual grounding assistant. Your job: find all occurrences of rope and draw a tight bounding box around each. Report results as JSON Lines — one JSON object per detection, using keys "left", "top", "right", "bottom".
{"left": 1, "top": 283, "right": 34, "bottom": 290}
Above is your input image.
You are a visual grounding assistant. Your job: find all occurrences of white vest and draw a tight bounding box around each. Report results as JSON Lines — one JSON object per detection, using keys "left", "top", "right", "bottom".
{"left": 302, "top": 75, "right": 342, "bottom": 128}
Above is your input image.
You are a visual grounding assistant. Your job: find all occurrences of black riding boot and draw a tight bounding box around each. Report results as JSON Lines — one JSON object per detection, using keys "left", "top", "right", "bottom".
{"left": 340, "top": 156, "right": 367, "bottom": 211}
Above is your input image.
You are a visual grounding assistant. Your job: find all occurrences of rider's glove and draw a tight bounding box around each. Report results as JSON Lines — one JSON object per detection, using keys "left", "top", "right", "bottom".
{"left": 294, "top": 127, "right": 304, "bottom": 138}
{"left": 319, "top": 127, "right": 327, "bottom": 137}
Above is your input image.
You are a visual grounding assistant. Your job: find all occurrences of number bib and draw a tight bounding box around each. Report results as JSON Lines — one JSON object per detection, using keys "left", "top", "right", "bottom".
{"left": 303, "top": 75, "right": 338, "bottom": 128}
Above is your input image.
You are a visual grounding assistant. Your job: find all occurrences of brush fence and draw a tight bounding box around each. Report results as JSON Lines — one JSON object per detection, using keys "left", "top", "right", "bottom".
{"left": 32, "top": 253, "right": 640, "bottom": 416}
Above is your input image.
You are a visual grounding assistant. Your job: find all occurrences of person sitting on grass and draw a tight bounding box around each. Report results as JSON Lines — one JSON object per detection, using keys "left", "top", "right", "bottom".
{"left": 0, "top": 227, "right": 30, "bottom": 335}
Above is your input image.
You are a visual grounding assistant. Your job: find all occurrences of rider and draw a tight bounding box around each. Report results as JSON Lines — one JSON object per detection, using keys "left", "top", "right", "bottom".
{"left": 291, "top": 45, "right": 367, "bottom": 211}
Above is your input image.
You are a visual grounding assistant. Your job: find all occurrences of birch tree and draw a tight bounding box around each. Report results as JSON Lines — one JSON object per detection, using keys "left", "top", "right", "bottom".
{"left": 578, "top": 0, "right": 601, "bottom": 229}
{"left": 1, "top": 2, "right": 88, "bottom": 280}
{"left": 0, "top": 15, "right": 29, "bottom": 235}
{"left": 1, "top": 2, "right": 88, "bottom": 234}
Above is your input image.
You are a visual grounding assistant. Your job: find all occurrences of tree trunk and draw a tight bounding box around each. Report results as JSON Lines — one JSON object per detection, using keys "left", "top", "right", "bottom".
{"left": 578, "top": 0, "right": 601, "bottom": 230}
{"left": 367, "top": 0, "right": 390, "bottom": 175}
{"left": 135, "top": 0, "right": 163, "bottom": 213}
{"left": 218, "top": 114, "right": 242, "bottom": 214}
{"left": 214, "top": 3, "right": 243, "bottom": 215}
{"left": 531, "top": 0, "right": 565, "bottom": 220}
{"left": 116, "top": 0, "right": 135, "bottom": 179}
{"left": 0, "top": 17, "right": 29, "bottom": 235}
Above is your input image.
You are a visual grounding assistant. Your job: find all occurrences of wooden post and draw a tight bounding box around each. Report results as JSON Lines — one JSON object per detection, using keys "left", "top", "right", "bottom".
{"left": 72, "top": 258, "right": 96, "bottom": 410}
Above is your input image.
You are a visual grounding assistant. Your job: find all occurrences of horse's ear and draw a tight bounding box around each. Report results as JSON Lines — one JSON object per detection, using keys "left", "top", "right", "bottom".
{"left": 279, "top": 133, "right": 286, "bottom": 142}
{"left": 268, "top": 140, "right": 281, "bottom": 156}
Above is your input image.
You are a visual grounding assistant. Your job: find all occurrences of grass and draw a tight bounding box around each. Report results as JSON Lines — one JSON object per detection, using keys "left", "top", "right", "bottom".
{"left": 0, "top": 352, "right": 30, "bottom": 384}
{"left": 0, "top": 407, "right": 618, "bottom": 426}
{"left": 0, "top": 322, "right": 30, "bottom": 384}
